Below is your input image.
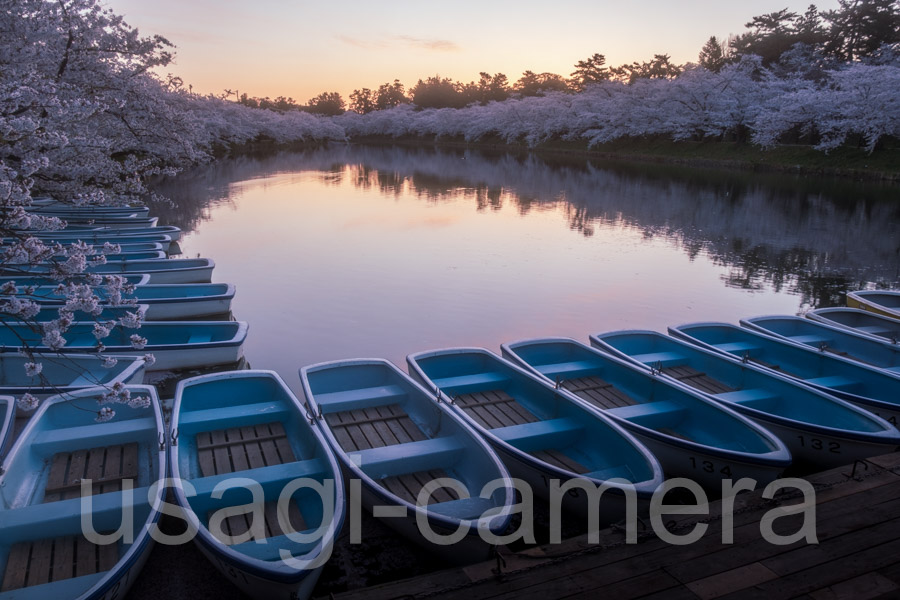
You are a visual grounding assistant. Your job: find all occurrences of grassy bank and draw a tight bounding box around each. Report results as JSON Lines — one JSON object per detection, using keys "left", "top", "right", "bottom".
{"left": 345, "top": 135, "right": 900, "bottom": 182}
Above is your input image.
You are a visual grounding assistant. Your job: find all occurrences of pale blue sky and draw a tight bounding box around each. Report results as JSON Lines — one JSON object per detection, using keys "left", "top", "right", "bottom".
{"left": 104, "top": 0, "right": 838, "bottom": 102}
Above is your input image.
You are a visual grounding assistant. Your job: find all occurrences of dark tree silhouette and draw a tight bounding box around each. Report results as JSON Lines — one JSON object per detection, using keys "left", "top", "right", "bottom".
{"left": 571, "top": 53, "right": 611, "bottom": 90}
{"left": 514, "top": 71, "right": 569, "bottom": 96}
{"left": 306, "top": 92, "right": 345, "bottom": 115}
{"left": 698, "top": 36, "right": 729, "bottom": 72}
{"left": 410, "top": 76, "right": 467, "bottom": 108}
{"left": 349, "top": 88, "right": 376, "bottom": 114}
{"left": 375, "top": 80, "right": 410, "bottom": 110}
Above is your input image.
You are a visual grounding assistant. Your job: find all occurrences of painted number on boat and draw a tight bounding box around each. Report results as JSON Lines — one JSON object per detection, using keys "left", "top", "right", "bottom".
{"left": 688, "top": 457, "right": 732, "bottom": 478}
{"left": 797, "top": 435, "right": 841, "bottom": 453}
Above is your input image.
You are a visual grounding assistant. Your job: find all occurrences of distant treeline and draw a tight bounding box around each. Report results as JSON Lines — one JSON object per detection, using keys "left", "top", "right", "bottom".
{"left": 230, "top": 1, "right": 900, "bottom": 116}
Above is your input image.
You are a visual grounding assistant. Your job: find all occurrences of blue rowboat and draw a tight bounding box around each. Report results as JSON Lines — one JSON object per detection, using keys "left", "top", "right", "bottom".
{"left": 40, "top": 226, "right": 183, "bottom": 244}
{"left": 6, "top": 304, "right": 151, "bottom": 324}
{"left": 808, "top": 308, "right": 900, "bottom": 344}
{"left": 0, "top": 274, "right": 151, "bottom": 287}
{"left": 500, "top": 338, "right": 791, "bottom": 488}
{"left": 18, "top": 283, "right": 234, "bottom": 320}
{"left": 742, "top": 315, "right": 900, "bottom": 374}
{"left": 0, "top": 321, "right": 248, "bottom": 371}
{"left": 28, "top": 205, "right": 151, "bottom": 217}
{"left": 670, "top": 322, "right": 900, "bottom": 426}
{"left": 406, "top": 347, "right": 664, "bottom": 522}
{"left": 0, "top": 353, "right": 146, "bottom": 409}
{"left": 4, "top": 258, "right": 215, "bottom": 284}
{"left": 171, "top": 370, "right": 345, "bottom": 600}
{"left": 846, "top": 290, "right": 900, "bottom": 320}
{"left": 26, "top": 215, "right": 159, "bottom": 229}
{"left": 0, "top": 396, "right": 11, "bottom": 458}
{"left": 300, "top": 358, "right": 515, "bottom": 563}
{"left": 20, "top": 216, "right": 160, "bottom": 230}
{"left": 0, "top": 241, "right": 165, "bottom": 254}
{"left": 0, "top": 385, "right": 165, "bottom": 599}
{"left": 15, "top": 232, "right": 174, "bottom": 250}
{"left": 11, "top": 251, "right": 169, "bottom": 263}
{"left": 591, "top": 330, "right": 900, "bottom": 468}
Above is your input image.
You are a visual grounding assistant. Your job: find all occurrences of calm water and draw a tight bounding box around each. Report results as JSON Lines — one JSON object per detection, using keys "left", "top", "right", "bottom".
{"left": 149, "top": 145, "right": 900, "bottom": 391}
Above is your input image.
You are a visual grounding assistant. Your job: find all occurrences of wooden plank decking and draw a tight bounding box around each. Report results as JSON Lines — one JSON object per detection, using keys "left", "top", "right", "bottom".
{"left": 662, "top": 366, "right": 735, "bottom": 395}
{"left": 1, "top": 536, "right": 119, "bottom": 592}
{"left": 194, "top": 421, "right": 312, "bottom": 544}
{"left": 43, "top": 443, "right": 139, "bottom": 502}
{"left": 456, "top": 389, "right": 589, "bottom": 474}
{"left": 324, "top": 452, "right": 900, "bottom": 600}
{"left": 1, "top": 441, "right": 135, "bottom": 591}
{"left": 560, "top": 376, "right": 637, "bottom": 410}
{"left": 325, "top": 403, "right": 459, "bottom": 505}
{"left": 196, "top": 421, "right": 294, "bottom": 477}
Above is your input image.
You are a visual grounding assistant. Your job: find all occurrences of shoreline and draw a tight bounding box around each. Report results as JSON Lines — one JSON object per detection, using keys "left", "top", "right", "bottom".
{"left": 341, "top": 136, "right": 900, "bottom": 183}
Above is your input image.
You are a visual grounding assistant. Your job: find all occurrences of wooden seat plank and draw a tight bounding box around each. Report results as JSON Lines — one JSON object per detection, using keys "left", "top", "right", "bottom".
{"left": 456, "top": 390, "right": 538, "bottom": 429}
{"left": 211, "top": 429, "right": 231, "bottom": 475}
{"left": 491, "top": 390, "right": 539, "bottom": 425}
{"left": 229, "top": 429, "right": 250, "bottom": 473}
{"left": 43, "top": 453, "right": 70, "bottom": 503}
{"left": 25, "top": 538, "right": 53, "bottom": 587}
{"left": 380, "top": 469, "right": 457, "bottom": 505}
{"left": 63, "top": 449, "right": 89, "bottom": 501}
{"left": 85, "top": 448, "right": 105, "bottom": 483}
{"left": 97, "top": 540, "right": 119, "bottom": 572}
{"left": 368, "top": 408, "right": 401, "bottom": 447}
{"left": 1, "top": 543, "right": 30, "bottom": 592}
{"left": 197, "top": 431, "right": 215, "bottom": 477}
{"left": 325, "top": 414, "right": 360, "bottom": 452}
{"left": 240, "top": 426, "right": 266, "bottom": 469}
{"left": 532, "top": 449, "right": 589, "bottom": 474}
{"left": 51, "top": 536, "right": 75, "bottom": 583}
{"left": 2, "top": 535, "right": 119, "bottom": 592}
{"left": 120, "top": 443, "right": 138, "bottom": 481}
{"left": 44, "top": 443, "right": 139, "bottom": 501}
{"left": 663, "top": 365, "right": 734, "bottom": 395}
{"left": 263, "top": 500, "right": 307, "bottom": 538}
{"left": 74, "top": 536, "right": 95, "bottom": 578}
{"left": 101, "top": 445, "right": 124, "bottom": 494}
{"left": 564, "top": 376, "right": 636, "bottom": 410}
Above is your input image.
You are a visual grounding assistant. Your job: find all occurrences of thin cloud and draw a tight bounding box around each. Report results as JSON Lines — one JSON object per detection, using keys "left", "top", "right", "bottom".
{"left": 393, "top": 35, "right": 460, "bottom": 52}
{"left": 335, "top": 34, "right": 459, "bottom": 52}
{"left": 335, "top": 35, "right": 388, "bottom": 50}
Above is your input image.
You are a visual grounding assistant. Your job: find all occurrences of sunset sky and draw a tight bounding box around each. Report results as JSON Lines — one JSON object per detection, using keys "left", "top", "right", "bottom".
{"left": 106, "top": 0, "right": 839, "bottom": 103}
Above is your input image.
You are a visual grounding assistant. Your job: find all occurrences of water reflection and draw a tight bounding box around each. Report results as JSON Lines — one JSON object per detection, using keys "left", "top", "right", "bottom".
{"left": 147, "top": 144, "right": 899, "bottom": 380}
{"left": 152, "top": 144, "right": 899, "bottom": 306}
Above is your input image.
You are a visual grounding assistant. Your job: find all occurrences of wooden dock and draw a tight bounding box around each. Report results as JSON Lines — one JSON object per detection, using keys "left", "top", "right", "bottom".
{"left": 323, "top": 452, "right": 900, "bottom": 600}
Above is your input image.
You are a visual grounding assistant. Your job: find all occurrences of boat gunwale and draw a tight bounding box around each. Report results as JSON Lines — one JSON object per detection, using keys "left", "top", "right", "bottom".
{"left": 0, "top": 384, "right": 166, "bottom": 600}
{"left": 669, "top": 321, "right": 900, "bottom": 415}
{"left": 590, "top": 329, "right": 900, "bottom": 445}
{"left": 0, "top": 321, "right": 249, "bottom": 353}
{"left": 406, "top": 346, "right": 667, "bottom": 495}
{"left": 170, "top": 369, "right": 346, "bottom": 584}
{"left": 502, "top": 337, "right": 793, "bottom": 468}
{"left": 740, "top": 314, "right": 900, "bottom": 372}
{"left": 300, "top": 356, "right": 516, "bottom": 537}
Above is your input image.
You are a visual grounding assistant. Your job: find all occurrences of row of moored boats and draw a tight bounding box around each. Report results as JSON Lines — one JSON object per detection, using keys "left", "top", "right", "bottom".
{"left": 0, "top": 199, "right": 248, "bottom": 371}
{"left": 1, "top": 201, "right": 899, "bottom": 599}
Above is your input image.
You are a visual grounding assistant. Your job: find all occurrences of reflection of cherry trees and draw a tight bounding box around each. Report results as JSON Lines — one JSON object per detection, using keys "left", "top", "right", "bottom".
{"left": 151, "top": 145, "right": 899, "bottom": 311}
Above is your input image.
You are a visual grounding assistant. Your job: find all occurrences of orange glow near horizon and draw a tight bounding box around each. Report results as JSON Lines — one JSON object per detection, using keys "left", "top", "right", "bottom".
{"left": 106, "top": 0, "right": 841, "bottom": 104}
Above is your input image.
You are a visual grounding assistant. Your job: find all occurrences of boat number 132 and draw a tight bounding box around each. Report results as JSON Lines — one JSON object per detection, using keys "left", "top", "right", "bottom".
{"left": 797, "top": 435, "right": 841, "bottom": 453}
